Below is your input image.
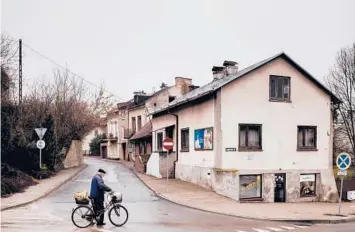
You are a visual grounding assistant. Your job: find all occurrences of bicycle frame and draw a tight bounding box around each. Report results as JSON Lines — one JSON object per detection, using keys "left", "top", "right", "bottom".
{"left": 90, "top": 198, "right": 118, "bottom": 217}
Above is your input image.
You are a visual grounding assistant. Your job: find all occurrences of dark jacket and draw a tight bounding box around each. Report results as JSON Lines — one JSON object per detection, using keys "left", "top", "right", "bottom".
{"left": 90, "top": 174, "right": 112, "bottom": 201}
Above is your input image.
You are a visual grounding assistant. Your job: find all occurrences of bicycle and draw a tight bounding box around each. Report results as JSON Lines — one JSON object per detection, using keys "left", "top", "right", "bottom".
{"left": 71, "top": 191, "right": 129, "bottom": 228}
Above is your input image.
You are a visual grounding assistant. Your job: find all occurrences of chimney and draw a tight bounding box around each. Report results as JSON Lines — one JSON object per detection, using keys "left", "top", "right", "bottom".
{"left": 212, "top": 66, "right": 226, "bottom": 80}
{"left": 160, "top": 82, "right": 168, "bottom": 89}
{"left": 175, "top": 77, "right": 192, "bottom": 87}
{"left": 223, "top": 60, "right": 239, "bottom": 75}
{"left": 133, "top": 90, "right": 149, "bottom": 105}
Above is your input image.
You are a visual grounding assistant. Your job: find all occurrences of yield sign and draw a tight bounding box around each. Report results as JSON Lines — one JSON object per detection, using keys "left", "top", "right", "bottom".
{"left": 35, "top": 128, "right": 47, "bottom": 140}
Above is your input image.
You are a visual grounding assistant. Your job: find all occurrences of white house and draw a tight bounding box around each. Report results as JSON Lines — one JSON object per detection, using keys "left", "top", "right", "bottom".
{"left": 147, "top": 52, "right": 341, "bottom": 203}
{"left": 81, "top": 124, "right": 106, "bottom": 156}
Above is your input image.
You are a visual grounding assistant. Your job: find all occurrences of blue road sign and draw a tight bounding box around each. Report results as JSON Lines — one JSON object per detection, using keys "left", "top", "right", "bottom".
{"left": 336, "top": 152, "right": 352, "bottom": 170}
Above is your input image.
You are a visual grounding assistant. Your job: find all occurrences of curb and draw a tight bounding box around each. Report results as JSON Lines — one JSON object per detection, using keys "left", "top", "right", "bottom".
{"left": 132, "top": 171, "right": 355, "bottom": 225}
{"left": 98, "top": 158, "right": 355, "bottom": 224}
{"left": 1, "top": 164, "right": 88, "bottom": 212}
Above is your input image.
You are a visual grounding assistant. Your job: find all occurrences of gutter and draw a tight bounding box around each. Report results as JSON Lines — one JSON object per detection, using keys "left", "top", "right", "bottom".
{"left": 168, "top": 108, "right": 179, "bottom": 179}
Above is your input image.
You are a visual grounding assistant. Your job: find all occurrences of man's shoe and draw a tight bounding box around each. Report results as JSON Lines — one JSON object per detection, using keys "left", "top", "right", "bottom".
{"left": 96, "top": 223, "right": 106, "bottom": 226}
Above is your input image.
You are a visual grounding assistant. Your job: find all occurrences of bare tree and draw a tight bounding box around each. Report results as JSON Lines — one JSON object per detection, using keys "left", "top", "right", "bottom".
{"left": 326, "top": 43, "right": 355, "bottom": 157}
{"left": 1, "top": 33, "right": 18, "bottom": 103}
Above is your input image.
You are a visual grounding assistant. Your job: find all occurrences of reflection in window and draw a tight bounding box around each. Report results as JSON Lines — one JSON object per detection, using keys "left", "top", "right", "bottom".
{"left": 239, "top": 175, "right": 262, "bottom": 199}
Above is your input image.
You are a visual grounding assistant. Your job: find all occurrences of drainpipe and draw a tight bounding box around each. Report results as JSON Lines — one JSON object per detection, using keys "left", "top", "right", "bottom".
{"left": 168, "top": 109, "right": 179, "bottom": 178}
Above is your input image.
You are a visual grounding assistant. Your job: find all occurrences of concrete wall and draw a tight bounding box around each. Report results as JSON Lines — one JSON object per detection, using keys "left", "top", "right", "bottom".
{"left": 159, "top": 152, "right": 176, "bottom": 178}
{"left": 146, "top": 153, "right": 162, "bottom": 178}
{"left": 63, "top": 140, "right": 84, "bottom": 168}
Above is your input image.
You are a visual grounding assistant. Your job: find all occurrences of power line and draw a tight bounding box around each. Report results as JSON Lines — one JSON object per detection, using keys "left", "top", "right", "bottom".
{"left": 22, "top": 42, "right": 126, "bottom": 101}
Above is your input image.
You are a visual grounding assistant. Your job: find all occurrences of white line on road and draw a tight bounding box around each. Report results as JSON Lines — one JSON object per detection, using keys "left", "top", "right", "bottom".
{"left": 236, "top": 230, "right": 248, "bottom": 232}
{"left": 293, "top": 225, "right": 310, "bottom": 229}
{"left": 266, "top": 227, "right": 284, "bottom": 231}
{"left": 252, "top": 229, "right": 270, "bottom": 232}
{"left": 280, "top": 226, "right": 295, "bottom": 230}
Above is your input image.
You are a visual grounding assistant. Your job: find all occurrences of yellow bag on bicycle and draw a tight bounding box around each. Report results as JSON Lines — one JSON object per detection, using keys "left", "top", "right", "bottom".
{"left": 73, "top": 190, "right": 90, "bottom": 205}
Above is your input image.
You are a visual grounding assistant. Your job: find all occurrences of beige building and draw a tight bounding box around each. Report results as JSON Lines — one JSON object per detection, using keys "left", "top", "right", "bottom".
{"left": 147, "top": 52, "right": 341, "bottom": 203}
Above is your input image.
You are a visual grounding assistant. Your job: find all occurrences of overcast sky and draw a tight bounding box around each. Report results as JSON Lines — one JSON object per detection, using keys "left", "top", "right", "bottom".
{"left": 2, "top": 0, "right": 355, "bottom": 101}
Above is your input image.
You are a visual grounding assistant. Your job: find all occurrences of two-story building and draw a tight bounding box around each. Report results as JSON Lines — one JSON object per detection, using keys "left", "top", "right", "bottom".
{"left": 128, "top": 78, "right": 198, "bottom": 172}
{"left": 147, "top": 52, "right": 341, "bottom": 203}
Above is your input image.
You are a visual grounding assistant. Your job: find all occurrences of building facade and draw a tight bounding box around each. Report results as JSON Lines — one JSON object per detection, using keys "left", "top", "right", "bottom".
{"left": 147, "top": 52, "right": 341, "bottom": 203}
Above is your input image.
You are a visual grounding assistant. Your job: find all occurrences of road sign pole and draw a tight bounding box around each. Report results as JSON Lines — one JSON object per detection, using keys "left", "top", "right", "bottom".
{"left": 339, "top": 175, "right": 344, "bottom": 215}
{"left": 39, "top": 148, "right": 42, "bottom": 169}
{"left": 166, "top": 151, "right": 168, "bottom": 193}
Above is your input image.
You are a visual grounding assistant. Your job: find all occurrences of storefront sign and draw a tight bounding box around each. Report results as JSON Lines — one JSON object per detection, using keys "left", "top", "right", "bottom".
{"left": 225, "top": 147, "right": 236, "bottom": 152}
{"left": 300, "top": 174, "right": 315, "bottom": 182}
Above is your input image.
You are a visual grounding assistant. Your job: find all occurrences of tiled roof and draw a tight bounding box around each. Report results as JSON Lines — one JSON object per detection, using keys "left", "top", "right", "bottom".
{"left": 151, "top": 52, "right": 341, "bottom": 115}
{"left": 130, "top": 123, "right": 152, "bottom": 140}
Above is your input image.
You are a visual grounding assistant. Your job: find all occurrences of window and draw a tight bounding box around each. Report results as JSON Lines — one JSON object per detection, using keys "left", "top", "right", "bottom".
{"left": 138, "top": 142, "right": 143, "bottom": 154}
{"left": 131, "top": 117, "right": 136, "bottom": 133}
{"left": 239, "top": 175, "right": 262, "bottom": 199}
{"left": 239, "top": 124, "right": 262, "bottom": 151}
{"left": 297, "top": 126, "right": 317, "bottom": 150}
{"left": 137, "top": 116, "right": 142, "bottom": 130}
{"left": 300, "top": 174, "right": 316, "bottom": 197}
{"left": 269, "top": 75, "right": 290, "bottom": 101}
{"left": 169, "top": 96, "right": 176, "bottom": 103}
{"left": 157, "top": 132, "right": 163, "bottom": 151}
{"left": 181, "top": 128, "right": 189, "bottom": 151}
{"left": 143, "top": 141, "right": 147, "bottom": 154}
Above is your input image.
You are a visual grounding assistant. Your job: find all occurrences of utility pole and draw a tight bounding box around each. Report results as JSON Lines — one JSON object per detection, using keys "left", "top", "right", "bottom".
{"left": 19, "top": 39, "right": 22, "bottom": 105}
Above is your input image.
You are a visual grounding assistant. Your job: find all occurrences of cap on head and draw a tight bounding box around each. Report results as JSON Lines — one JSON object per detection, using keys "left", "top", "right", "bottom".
{"left": 98, "top": 169, "right": 106, "bottom": 174}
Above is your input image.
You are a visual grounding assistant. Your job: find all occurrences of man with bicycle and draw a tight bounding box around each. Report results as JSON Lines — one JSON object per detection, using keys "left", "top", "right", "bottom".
{"left": 90, "top": 168, "right": 112, "bottom": 226}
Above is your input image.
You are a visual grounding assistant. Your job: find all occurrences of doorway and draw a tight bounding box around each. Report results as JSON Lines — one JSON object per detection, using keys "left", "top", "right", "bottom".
{"left": 274, "top": 173, "right": 286, "bottom": 202}
{"left": 101, "top": 146, "right": 107, "bottom": 159}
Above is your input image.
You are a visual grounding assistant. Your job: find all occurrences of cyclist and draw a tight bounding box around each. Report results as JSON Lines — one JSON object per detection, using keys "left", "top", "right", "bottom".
{"left": 89, "top": 168, "right": 112, "bottom": 226}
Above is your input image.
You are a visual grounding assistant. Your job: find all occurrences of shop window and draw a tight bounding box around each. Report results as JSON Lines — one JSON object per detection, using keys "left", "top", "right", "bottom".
{"left": 239, "top": 175, "right": 262, "bottom": 199}
{"left": 300, "top": 174, "right": 316, "bottom": 197}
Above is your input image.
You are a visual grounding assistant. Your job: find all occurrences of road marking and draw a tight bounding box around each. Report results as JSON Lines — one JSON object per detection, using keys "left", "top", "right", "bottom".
{"left": 252, "top": 229, "right": 270, "bottom": 232}
{"left": 293, "top": 225, "right": 310, "bottom": 229}
{"left": 266, "top": 227, "right": 284, "bottom": 231}
{"left": 280, "top": 226, "right": 295, "bottom": 230}
{"left": 236, "top": 230, "right": 248, "bottom": 232}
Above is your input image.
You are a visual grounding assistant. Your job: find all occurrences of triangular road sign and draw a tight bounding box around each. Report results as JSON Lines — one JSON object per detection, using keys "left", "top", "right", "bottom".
{"left": 35, "top": 128, "right": 47, "bottom": 140}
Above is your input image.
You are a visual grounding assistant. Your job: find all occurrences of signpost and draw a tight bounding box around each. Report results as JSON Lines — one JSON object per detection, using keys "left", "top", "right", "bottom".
{"left": 163, "top": 137, "right": 174, "bottom": 192}
{"left": 35, "top": 128, "right": 47, "bottom": 169}
{"left": 336, "top": 152, "right": 352, "bottom": 214}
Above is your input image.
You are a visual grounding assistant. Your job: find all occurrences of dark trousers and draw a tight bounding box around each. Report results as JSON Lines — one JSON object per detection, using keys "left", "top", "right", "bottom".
{"left": 93, "top": 199, "right": 104, "bottom": 224}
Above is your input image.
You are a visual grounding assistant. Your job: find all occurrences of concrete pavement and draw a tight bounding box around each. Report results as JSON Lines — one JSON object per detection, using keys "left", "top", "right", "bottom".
{"left": 0, "top": 157, "right": 325, "bottom": 232}
{"left": 135, "top": 172, "right": 355, "bottom": 224}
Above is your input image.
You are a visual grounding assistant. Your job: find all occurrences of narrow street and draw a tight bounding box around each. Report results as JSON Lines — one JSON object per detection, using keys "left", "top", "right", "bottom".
{"left": 1, "top": 158, "right": 353, "bottom": 232}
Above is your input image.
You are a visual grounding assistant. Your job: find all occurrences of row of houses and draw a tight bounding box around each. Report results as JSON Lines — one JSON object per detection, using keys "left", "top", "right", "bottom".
{"left": 83, "top": 52, "right": 342, "bottom": 203}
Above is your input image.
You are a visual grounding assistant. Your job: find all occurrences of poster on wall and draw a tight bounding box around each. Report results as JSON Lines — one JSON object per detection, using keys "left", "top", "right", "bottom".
{"left": 194, "top": 127, "right": 213, "bottom": 150}
{"left": 300, "top": 174, "right": 316, "bottom": 197}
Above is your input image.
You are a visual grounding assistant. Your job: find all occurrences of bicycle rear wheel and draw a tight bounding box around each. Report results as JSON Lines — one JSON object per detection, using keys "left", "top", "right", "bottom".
{"left": 71, "top": 205, "right": 94, "bottom": 228}
{"left": 108, "top": 204, "right": 129, "bottom": 227}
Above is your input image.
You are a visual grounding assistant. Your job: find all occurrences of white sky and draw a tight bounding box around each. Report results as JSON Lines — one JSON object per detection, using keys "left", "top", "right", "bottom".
{"left": 2, "top": 0, "right": 355, "bottom": 101}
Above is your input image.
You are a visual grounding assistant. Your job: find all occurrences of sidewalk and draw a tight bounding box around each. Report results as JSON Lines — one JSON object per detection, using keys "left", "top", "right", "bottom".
{"left": 136, "top": 173, "right": 355, "bottom": 224}
{"left": 1, "top": 164, "right": 87, "bottom": 211}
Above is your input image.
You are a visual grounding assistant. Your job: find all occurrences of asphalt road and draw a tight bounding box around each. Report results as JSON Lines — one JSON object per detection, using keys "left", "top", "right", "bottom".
{"left": 1, "top": 158, "right": 354, "bottom": 232}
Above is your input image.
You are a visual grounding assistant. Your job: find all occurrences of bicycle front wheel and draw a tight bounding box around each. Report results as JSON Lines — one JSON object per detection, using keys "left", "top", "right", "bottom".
{"left": 71, "top": 205, "right": 94, "bottom": 228}
{"left": 108, "top": 204, "right": 129, "bottom": 227}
